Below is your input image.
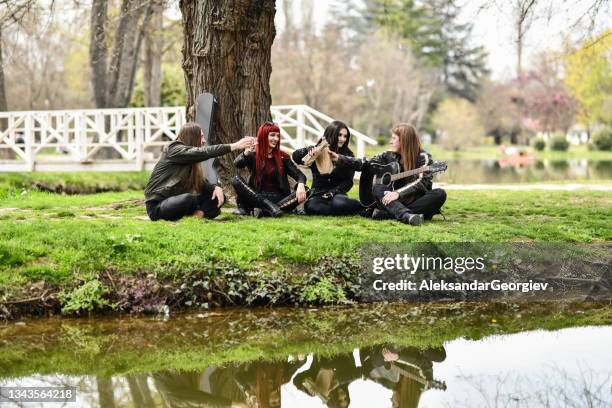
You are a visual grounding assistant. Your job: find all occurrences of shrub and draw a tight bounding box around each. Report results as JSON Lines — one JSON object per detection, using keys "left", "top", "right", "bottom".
{"left": 59, "top": 280, "right": 115, "bottom": 315}
{"left": 532, "top": 139, "right": 546, "bottom": 151}
{"left": 591, "top": 127, "right": 612, "bottom": 151}
{"left": 549, "top": 135, "right": 569, "bottom": 151}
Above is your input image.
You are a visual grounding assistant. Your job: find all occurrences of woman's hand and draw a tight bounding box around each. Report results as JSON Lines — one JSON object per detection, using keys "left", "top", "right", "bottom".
{"left": 328, "top": 150, "right": 339, "bottom": 162}
{"left": 296, "top": 183, "right": 307, "bottom": 203}
{"left": 381, "top": 190, "right": 399, "bottom": 206}
{"left": 230, "top": 136, "right": 256, "bottom": 151}
{"left": 211, "top": 186, "right": 225, "bottom": 207}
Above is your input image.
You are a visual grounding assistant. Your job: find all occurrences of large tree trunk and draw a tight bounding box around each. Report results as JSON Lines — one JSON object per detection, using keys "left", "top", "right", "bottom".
{"left": 144, "top": 0, "right": 163, "bottom": 107}
{"left": 90, "top": 0, "right": 108, "bottom": 108}
{"left": 180, "top": 0, "right": 277, "bottom": 186}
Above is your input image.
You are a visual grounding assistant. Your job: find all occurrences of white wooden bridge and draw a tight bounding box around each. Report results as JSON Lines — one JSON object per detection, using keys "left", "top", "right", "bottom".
{"left": 0, "top": 105, "right": 376, "bottom": 172}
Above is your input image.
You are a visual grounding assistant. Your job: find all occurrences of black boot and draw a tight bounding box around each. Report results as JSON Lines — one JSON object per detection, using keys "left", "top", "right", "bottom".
{"left": 261, "top": 199, "right": 282, "bottom": 217}
{"left": 232, "top": 176, "right": 282, "bottom": 217}
{"left": 372, "top": 208, "right": 393, "bottom": 220}
{"left": 399, "top": 213, "right": 424, "bottom": 226}
{"left": 385, "top": 200, "right": 424, "bottom": 226}
{"left": 232, "top": 207, "right": 249, "bottom": 216}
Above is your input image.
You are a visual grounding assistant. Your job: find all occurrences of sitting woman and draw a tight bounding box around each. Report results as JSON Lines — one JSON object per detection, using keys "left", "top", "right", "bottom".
{"left": 331, "top": 123, "right": 446, "bottom": 226}
{"left": 292, "top": 121, "right": 363, "bottom": 216}
{"left": 232, "top": 122, "right": 307, "bottom": 217}
{"left": 144, "top": 122, "right": 254, "bottom": 221}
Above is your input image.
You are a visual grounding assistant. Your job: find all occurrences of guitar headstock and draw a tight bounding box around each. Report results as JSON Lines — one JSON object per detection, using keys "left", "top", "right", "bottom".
{"left": 430, "top": 161, "right": 448, "bottom": 174}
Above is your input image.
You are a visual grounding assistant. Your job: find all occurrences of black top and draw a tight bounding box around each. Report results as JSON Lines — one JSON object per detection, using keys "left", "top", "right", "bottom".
{"left": 234, "top": 151, "right": 307, "bottom": 195}
{"left": 144, "top": 140, "right": 231, "bottom": 202}
{"left": 292, "top": 146, "right": 355, "bottom": 196}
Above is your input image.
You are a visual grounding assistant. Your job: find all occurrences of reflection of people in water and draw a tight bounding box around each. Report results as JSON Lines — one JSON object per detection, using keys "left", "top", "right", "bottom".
{"left": 292, "top": 352, "right": 361, "bottom": 408}
{"left": 235, "top": 360, "right": 302, "bottom": 408}
{"left": 153, "top": 359, "right": 302, "bottom": 408}
{"left": 361, "top": 345, "right": 447, "bottom": 408}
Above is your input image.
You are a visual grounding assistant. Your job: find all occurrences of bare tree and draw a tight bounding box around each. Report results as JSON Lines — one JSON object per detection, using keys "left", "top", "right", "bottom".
{"left": 143, "top": 0, "right": 163, "bottom": 107}
{"left": 514, "top": 0, "right": 538, "bottom": 76}
{"left": 89, "top": 0, "right": 154, "bottom": 108}
{"left": 180, "top": 0, "right": 277, "bottom": 185}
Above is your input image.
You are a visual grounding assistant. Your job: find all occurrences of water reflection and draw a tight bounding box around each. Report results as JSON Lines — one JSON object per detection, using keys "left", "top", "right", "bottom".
{"left": 437, "top": 159, "right": 612, "bottom": 184}
{"left": 1, "top": 305, "right": 610, "bottom": 407}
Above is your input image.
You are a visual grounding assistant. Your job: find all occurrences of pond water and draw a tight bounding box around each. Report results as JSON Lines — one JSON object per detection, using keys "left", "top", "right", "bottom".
{"left": 436, "top": 159, "right": 612, "bottom": 184}
{"left": 1, "top": 304, "right": 610, "bottom": 407}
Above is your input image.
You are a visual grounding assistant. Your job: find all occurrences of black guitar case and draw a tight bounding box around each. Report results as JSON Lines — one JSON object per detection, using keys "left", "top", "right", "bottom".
{"left": 195, "top": 93, "right": 219, "bottom": 185}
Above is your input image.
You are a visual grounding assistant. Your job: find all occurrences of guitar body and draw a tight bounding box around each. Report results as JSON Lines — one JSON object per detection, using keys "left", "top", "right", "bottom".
{"left": 359, "top": 162, "right": 401, "bottom": 207}
{"left": 195, "top": 93, "right": 219, "bottom": 185}
{"left": 359, "top": 160, "right": 448, "bottom": 207}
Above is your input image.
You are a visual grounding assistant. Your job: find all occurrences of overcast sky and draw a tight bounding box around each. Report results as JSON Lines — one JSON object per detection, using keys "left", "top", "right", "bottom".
{"left": 276, "top": 0, "right": 611, "bottom": 79}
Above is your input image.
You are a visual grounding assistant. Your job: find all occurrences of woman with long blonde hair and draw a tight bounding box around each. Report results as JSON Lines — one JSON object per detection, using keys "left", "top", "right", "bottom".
{"left": 330, "top": 123, "right": 446, "bottom": 225}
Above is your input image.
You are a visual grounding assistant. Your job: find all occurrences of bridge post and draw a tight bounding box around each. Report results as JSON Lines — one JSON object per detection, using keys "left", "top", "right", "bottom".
{"left": 357, "top": 138, "right": 365, "bottom": 158}
{"left": 296, "top": 106, "right": 305, "bottom": 146}
{"left": 25, "top": 114, "right": 34, "bottom": 171}
{"left": 135, "top": 111, "right": 144, "bottom": 171}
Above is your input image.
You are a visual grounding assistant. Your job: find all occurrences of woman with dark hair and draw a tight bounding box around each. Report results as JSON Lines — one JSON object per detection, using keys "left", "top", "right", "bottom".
{"left": 144, "top": 122, "right": 254, "bottom": 221}
{"left": 292, "top": 121, "right": 363, "bottom": 216}
{"left": 331, "top": 123, "right": 446, "bottom": 225}
{"left": 232, "top": 122, "right": 307, "bottom": 217}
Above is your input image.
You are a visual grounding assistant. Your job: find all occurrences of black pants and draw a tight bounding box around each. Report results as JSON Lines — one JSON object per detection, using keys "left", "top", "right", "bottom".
{"left": 231, "top": 176, "right": 300, "bottom": 213}
{"left": 146, "top": 193, "right": 222, "bottom": 221}
{"left": 304, "top": 193, "right": 363, "bottom": 216}
{"left": 373, "top": 185, "right": 447, "bottom": 220}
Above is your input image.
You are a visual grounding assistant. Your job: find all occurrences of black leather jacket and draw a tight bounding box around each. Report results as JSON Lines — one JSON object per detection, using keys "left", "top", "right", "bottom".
{"left": 292, "top": 146, "right": 355, "bottom": 196}
{"left": 144, "top": 140, "right": 231, "bottom": 202}
{"left": 234, "top": 151, "right": 307, "bottom": 195}
{"left": 338, "top": 150, "right": 434, "bottom": 200}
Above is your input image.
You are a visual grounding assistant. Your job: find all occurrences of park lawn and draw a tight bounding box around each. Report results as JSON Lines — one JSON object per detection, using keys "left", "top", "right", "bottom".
{"left": 1, "top": 188, "right": 610, "bottom": 292}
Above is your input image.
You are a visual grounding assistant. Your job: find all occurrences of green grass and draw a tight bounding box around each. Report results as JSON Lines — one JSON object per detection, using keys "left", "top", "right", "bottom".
{"left": 0, "top": 172, "right": 149, "bottom": 200}
{"left": 0, "top": 188, "right": 610, "bottom": 291}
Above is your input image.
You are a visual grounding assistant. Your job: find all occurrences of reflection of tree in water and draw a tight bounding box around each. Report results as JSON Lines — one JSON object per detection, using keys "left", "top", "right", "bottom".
{"left": 152, "top": 359, "right": 302, "bottom": 408}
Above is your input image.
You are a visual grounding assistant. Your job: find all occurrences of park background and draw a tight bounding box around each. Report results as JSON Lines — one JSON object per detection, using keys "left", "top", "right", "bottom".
{"left": 0, "top": 1, "right": 611, "bottom": 407}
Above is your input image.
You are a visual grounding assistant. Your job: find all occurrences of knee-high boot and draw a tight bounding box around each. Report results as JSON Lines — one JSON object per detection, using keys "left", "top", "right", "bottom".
{"left": 231, "top": 176, "right": 282, "bottom": 217}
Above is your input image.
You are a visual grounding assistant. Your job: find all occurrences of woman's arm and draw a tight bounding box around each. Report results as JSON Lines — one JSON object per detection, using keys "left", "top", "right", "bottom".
{"left": 292, "top": 146, "right": 314, "bottom": 165}
{"left": 166, "top": 143, "right": 231, "bottom": 164}
{"left": 167, "top": 137, "right": 254, "bottom": 164}
{"left": 394, "top": 152, "right": 433, "bottom": 199}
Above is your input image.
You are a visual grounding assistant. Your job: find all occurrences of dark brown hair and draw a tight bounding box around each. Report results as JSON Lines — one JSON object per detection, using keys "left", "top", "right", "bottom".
{"left": 177, "top": 122, "right": 204, "bottom": 193}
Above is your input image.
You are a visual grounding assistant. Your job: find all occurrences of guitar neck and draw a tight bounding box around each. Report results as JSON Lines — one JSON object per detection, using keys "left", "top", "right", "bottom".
{"left": 389, "top": 165, "right": 432, "bottom": 182}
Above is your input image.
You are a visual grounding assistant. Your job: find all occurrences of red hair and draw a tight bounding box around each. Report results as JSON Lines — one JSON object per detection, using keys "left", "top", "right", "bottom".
{"left": 254, "top": 122, "right": 287, "bottom": 189}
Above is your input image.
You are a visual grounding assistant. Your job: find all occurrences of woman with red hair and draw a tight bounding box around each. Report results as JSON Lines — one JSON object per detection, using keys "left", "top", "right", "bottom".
{"left": 232, "top": 122, "right": 307, "bottom": 217}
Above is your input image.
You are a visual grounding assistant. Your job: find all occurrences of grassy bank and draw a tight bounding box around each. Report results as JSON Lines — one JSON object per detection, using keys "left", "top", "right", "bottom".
{"left": 1, "top": 185, "right": 610, "bottom": 317}
{"left": 1, "top": 302, "right": 610, "bottom": 378}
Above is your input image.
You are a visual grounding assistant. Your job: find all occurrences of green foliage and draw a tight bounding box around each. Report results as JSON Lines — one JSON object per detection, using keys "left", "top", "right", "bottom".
{"left": 591, "top": 127, "right": 612, "bottom": 151}
{"left": 565, "top": 31, "right": 612, "bottom": 126}
{"left": 432, "top": 98, "right": 484, "bottom": 150}
{"left": 533, "top": 139, "right": 546, "bottom": 151}
{"left": 59, "top": 280, "right": 115, "bottom": 315}
{"left": 369, "top": 0, "right": 488, "bottom": 100}
{"left": 130, "top": 64, "right": 187, "bottom": 107}
{"left": 549, "top": 135, "right": 569, "bottom": 151}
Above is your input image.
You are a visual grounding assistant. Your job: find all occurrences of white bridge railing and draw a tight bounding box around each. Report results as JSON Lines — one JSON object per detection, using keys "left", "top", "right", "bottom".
{"left": 0, "top": 105, "right": 376, "bottom": 172}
